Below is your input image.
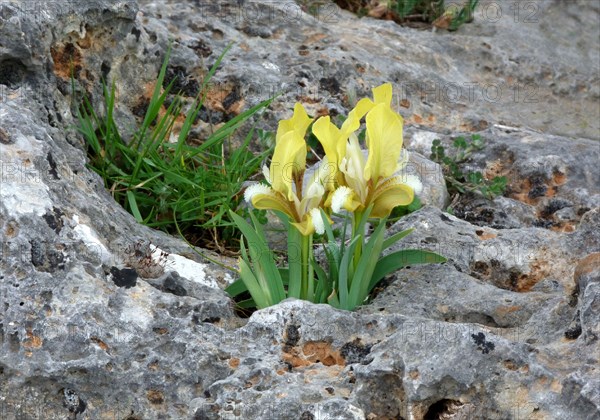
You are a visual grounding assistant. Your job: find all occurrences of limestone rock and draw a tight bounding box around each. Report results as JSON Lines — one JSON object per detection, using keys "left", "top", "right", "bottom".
{"left": 1, "top": 0, "right": 599, "bottom": 419}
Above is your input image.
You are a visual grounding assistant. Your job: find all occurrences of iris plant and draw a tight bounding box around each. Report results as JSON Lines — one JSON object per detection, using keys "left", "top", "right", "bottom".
{"left": 228, "top": 84, "right": 445, "bottom": 311}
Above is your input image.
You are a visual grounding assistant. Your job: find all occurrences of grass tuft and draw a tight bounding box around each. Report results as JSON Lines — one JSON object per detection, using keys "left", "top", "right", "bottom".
{"left": 75, "top": 44, "right": 274, "bottom": 252}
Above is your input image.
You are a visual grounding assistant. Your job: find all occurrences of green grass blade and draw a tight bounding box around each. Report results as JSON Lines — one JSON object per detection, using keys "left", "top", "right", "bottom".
{"left": 338, "top": 236, "right": 359, "bottom": 309}
{"left": 239, "top": 250, "right": 270, "bottom": 309}
{"left": 287, "top": 222, "right": 302, "bottom": 299}
{"left": 236, "top": 297, "right": 258, "bottom": 309}
{"left": 126, "top": 190, "right": 143, "bottom": 223}
{"left": 369, "top": 249, "right": 447, "bottom": 292}
{"left": 311, "top": 259, "right": 330, "bottom": 304}
{"left": 348, "top": 220, "right": 387, "bottom": 309}
{"left": 224, "top": 278, "right": 247, "bottom": 297}
{"left": 229, "top": 210, "right": 285, "bottom": 303}
{"left": 382, "top": 228, "right": 414, "bottom": 250}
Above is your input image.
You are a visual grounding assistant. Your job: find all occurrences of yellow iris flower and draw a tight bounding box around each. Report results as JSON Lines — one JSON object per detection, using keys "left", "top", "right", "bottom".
{"left": 312, "top": 83, "right": 393, "bottom": 190}
{"left": 312, "top": 84, "right": 417, "bottom": 219}
{"left": 245, "top": 104, "right": 326, "bottom": 236}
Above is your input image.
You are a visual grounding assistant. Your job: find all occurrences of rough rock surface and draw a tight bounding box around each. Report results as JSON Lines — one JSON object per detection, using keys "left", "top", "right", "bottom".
{"left": 406, "top": 124, "right": 600, "bottom": 230}
{"left": 1, "top": 1, "right": 599, "bottom": 419}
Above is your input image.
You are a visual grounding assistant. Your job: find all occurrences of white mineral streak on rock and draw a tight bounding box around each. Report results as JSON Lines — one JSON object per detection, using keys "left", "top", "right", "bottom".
{"left": 149, "top": 244, "right": 219, "bottom": 289}
{"left": 118, "top": 285, "right": 154, "bottom": 331}
{"left": 261, "top": 61, "right": 280, "bottom": 72}
{"left": 0, "top": 133, "right": 52, "bottom": 217}
{"left": 72, "top": 215, "right": 112, "bottom": 265}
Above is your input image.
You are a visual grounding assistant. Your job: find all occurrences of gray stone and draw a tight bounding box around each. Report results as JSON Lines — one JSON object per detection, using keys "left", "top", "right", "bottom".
{"left": 1, "top": 0, "right": 599, "bottom": 419}
{"left": 404, "top": 151, "right": 449, "bottom": 209}
{"left": 133, "top": 0, "right": 600, "bottom": 140}
{"left": 405, "top": 125, "right": 600, "bottom": 230}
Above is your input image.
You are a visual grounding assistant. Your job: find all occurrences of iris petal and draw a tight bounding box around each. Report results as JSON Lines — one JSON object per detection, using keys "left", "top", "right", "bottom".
{"left": 251, "top": 191, "right": 295, "bottom": 218}
{"left": 364, "top": 103, "right": 404, "bottom": 181}
{"left": 270, "top": 131, "right": 306, "bottom": 201}
{"left": 312, "top": 116, "right": 343, "bottom": 169}
{"left": 372, "top": 83, "right": 393, "bottom": 106}
{"left": 276, "top": 103, "right": 312, "bottom": 143}
{"left": 371, "top": 178, "right": 414, "bottom": 218}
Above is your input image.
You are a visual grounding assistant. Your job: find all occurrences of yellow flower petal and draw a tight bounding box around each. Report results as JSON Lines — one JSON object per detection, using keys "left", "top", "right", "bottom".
{"left": 340, "top": 97, "right": 375, "bottom": 135}
{"left": 298, "top": 176, "right": 325, "bottom": 216}
{"left": 372, "top": 83, "right": 393, "bottom": 106}
{"left": 251, "top": 190, "right": 295, "bottom": 219}
{"left": 312, "top": 116, "right": 343, "bottom": 169}
{"left": 370, "top": 178, "right": 414, "bottom": 218}
{"left": 364, "top": 103, "right": 404, "bottom": 181}
{"left": 340, "top": 134, "right": 368, "bottom": 201}
{"left": 291, "top": 218, "right": 315, "bottom": 236}
{"left": 270, "top": 131, "right": 306, "bottom": 201}
{"left": 276, "top": 103, "right": 313, "bottom": 144}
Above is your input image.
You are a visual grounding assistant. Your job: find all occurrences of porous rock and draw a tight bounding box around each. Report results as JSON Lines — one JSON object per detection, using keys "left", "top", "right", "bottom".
{"left": 1, "top": 0, "right": 599, "bottom": 419}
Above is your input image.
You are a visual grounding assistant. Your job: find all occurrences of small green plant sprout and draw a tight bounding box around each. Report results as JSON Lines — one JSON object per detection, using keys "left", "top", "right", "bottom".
{"left": 447, "top": 0, "right": 479, "bottom": 31}
{"left": 430, "top": 134, "right": 507, "bottom": 200}
{"left": 227, "top": 83, "right": 446, "bottom": 311}
{"left": 326, "top": 1, "right": 479, "bottom": 30}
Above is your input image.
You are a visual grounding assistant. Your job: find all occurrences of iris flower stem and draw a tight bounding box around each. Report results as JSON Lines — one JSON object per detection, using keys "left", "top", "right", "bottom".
{"left": 301, "top": 234, "right": 314, "bottom": 301}
{"left": 351, "top": 210, "right": 364, "bottom": 281}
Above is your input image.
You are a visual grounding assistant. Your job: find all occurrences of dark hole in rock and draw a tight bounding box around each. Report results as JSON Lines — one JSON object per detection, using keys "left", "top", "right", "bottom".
{"left": 564, "top": 324, "right": 582, "bottom": 340}
{"left": 471, "top": 332, "right": 495, "bottom": 354}
{"left": 285, "top": 324, "right": 300, "bottom": 346}
{"left": 0, "top": 127, "right": 13, "bottom": 144}
{"left": 540, "top": 198, "right": 571, "bottom": 218}
{"left": 0, "top": 59, "right": 26, "bottom": 88}
{"left": 101, "top": 61, "right": 111, "bottom": 81}
{"left": 440, "top": 213, "right": 453, "bottom": 223}
{"left": 163, "top": 65, "right": 200, "bottom": 97}
{"left": 568, "top": 289, "right": 579, "bottom": 307}
{"left": 222, "top": 88, "right": 241, "bottom": 112}
{"left": 46, "top": 152, "right": 59, "bottom": 180}
{"left": 424, "top": 398, "right": 463, "bottom": 420}
{"left": 130, "top": 26, "right": 142, "bottom": 42}
{"left": 191, "top": 39, "right": 212, "bottom": 57}
{"left": 300, "top": 411, "right": 315, "bottom": 420}
{"left": 62, "top": 388, "right": 86, "bottom": 414}
{"left": 202, "top": 316, "right": 220, "bottom": 323}
{"left": 109, "top": 267, "right": 138, "bottom": 288}
{"left": 240, "top": 25, "right": 272, "bottom": 38}
{"left": 43, "top": 207, "right": 65, "bottom": 233}
{"left": 132, "top": 96, "right": 150, "bottom": 118}
{"left": 319, "top": 77, "right": 341, "bottom": 94}
{"left": 577, "top": 207, "right": 591, "bottom": 216}
{"left": 30, "top": 239, "right": 45, "bottom": 268}
{"left": 533, "top": 219, "right": 553, "bottom": 228}
{"left": 163, "top": 274, "right": 187, "bottom": 296}
{"left": 528, "top": 176, "right": 547, "bottom": 199}
{"left": 340, "top": 338, "right": 372, "bottom": 364}
{"left": 470, "top": 260, "right": 490, "bottom": 278}
{"left": 196, "top": 105, "right": 225, "bottom": 124}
